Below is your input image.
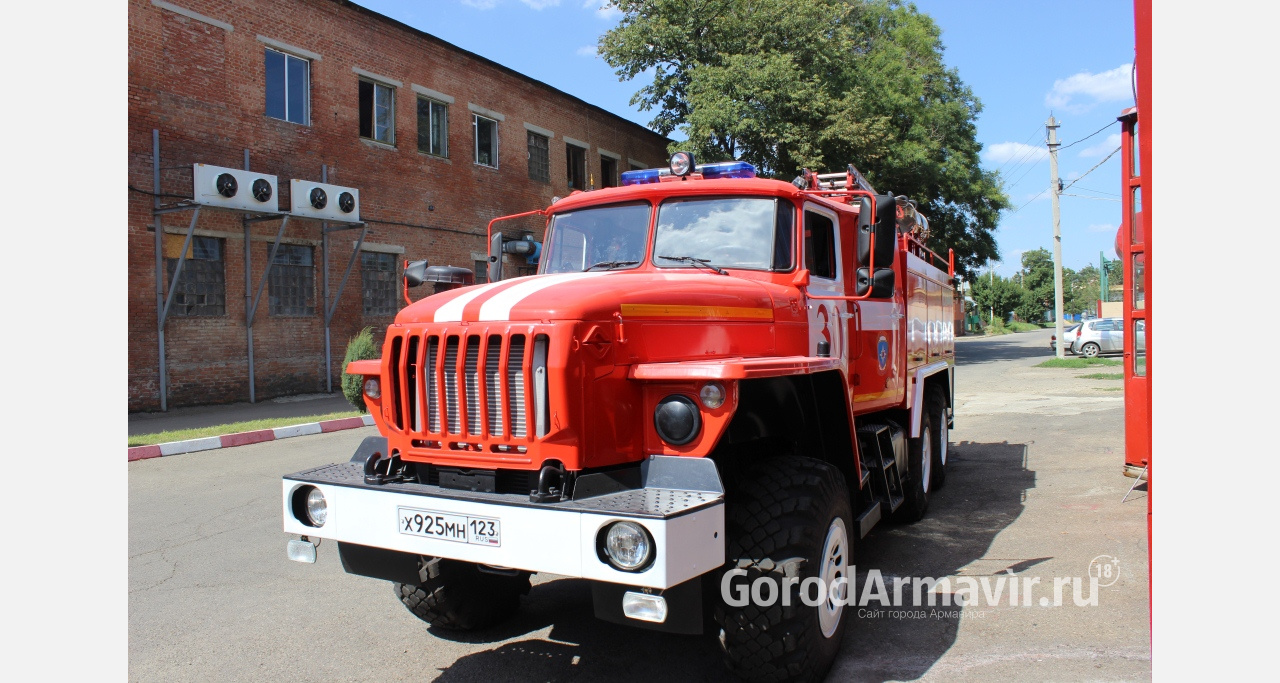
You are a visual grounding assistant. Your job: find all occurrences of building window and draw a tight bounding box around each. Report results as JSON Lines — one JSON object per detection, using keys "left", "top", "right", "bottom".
{"left": 528, "top": 131, "right": 550, "bottom": 182}
{"left": 474, "top": 115, "right": 498, "bottom": 167}
{"left": 630, "top": 162, "right": 645, "bottom": 171}
{"left": 267, "top": 244, "right": 315, "bottom": 316}
{"left": 600, "top": 155, "right": 617, "bottom": 188}
{"left": 417, "top": 97, "right": 448, "bottom": 157}
{"left": 359, "top": 79, "right": 395, "bottom": 144}
{"left": 265, "top": 48, "right": 309, "bottom": 125}
{"left": 165, "top": 236, "right": 226, "bottom": 316}
{"left": 474, "top": 259, "right": 488, "bottom": 284}
{"left": 361, "top": 252, "right": 398, "bottom": 316}
{"left": 567, "top": 143, "right": 586, "bottom": 189}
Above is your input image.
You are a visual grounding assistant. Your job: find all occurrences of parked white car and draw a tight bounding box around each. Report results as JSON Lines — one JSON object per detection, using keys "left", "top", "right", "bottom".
{"left": 1071, "top": 317, "right": 1144, "bottom": 357}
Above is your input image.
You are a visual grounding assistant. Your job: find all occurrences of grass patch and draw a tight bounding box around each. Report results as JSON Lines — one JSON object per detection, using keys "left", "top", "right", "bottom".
{"left": 129, "top": 410, "right": 364, "bottom": 446}
{"left": 1036, "top": 357, "right": 1122, "bottom": 369}
{"left": 984, "top": 319, "right": 1013, "bottom": 335}
{"left": 1078, "top": 372, "right": 1123, "bottom": 380}
{"left": 1099, "top": 387, "right": 1123, "bottom": 391}
{"left": 1008, "top": 321, "right": 1042, "bottom": 332}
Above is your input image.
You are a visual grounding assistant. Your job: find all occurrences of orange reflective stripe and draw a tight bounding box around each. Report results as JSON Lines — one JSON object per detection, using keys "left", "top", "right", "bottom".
{"left": 619, "top": 303, "right": 773, "bottom": 320}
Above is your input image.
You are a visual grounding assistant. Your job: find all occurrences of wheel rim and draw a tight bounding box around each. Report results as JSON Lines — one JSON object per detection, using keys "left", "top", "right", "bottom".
{"left": 921, "top": 426, "right": 932, "bottom": 494}
{"left": 1083, "top": 343, "right": 1098, "bottom": 357}
{"left": 939, "top": 408, "right": 949, "bottom": 466}
{"left": 818, "top": 518, "right": 849, "bottom": 639}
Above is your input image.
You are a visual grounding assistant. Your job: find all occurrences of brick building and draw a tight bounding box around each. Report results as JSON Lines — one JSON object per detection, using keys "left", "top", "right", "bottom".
{"left": 129, "top": 0, "right": 670, "bottom": 411}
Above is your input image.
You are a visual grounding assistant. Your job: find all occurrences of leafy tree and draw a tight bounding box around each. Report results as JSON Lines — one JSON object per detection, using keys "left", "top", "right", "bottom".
{"left": 970, "top": 272, "right": 1021, "bottom": 324}
{"left": 598, "top": 0, "right": 1009, "bottom": 280}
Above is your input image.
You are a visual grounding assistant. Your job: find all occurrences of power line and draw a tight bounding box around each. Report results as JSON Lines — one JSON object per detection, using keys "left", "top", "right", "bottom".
{"left": 1060, "top": 193, "right": 1120, "bottom": 203}
{"left": 1061, "top": 146, "right": 1121, "bottom": 192}
{"left": 1006, "top": 187, "right": 1049, "bottom": 216}
{"left": 1071, "top": 185, "right": 1119, "bottom": 197}
{"left": 1059, "top": 120, "right": 1117, "bottom": 151}
{"left": 995, "top": 123, "right": 1048, "bottom": 174}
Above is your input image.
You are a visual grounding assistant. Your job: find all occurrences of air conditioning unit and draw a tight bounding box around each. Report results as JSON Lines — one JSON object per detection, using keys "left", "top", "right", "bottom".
{"left": 192, "top": 164, "right": 279, "bottom": 212}
{"left": 290, "top": 180, "right": 361, "bottom": 222}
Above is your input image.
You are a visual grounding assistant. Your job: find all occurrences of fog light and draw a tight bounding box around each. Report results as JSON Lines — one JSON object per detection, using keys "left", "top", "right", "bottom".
{"left": 654, "top": 395, "right": 701, "bottom": 446}
{"left": 699, "top": 382, "right": 725, "bottom": 409}
{"left": 305, "top": 488, "right": 327, "bottom": 527}
{"left": 363, "top": 377, "right": 380, "bottom": 399}
{"left": 287, "top": 537, "right": 317, "bottom": 563}
{"left": 622, "top": 591, "right": 668, "bottom": 623}
{"left": 602, "top": 521, "right": 654, "bottom": 571}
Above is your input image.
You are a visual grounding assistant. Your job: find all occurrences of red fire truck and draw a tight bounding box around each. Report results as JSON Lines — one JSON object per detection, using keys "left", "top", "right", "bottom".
{"left": 282, "top": 152, "right": 957, "bottom": 681}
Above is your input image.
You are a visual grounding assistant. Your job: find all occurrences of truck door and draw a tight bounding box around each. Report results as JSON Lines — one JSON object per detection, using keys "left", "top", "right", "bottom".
{"left": 802, "top": 204, "right": 847, "bottom": 362}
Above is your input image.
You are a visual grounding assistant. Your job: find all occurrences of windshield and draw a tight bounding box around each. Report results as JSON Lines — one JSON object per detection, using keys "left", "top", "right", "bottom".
{"left": 541, "top": 202, "right": 652, "bottom": 274}
{"left": 653, "top": 197, "right": 791, "bottom": 271}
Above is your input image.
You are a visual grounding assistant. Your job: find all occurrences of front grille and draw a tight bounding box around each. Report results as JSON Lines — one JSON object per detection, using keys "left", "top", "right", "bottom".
{"left": 388, "top": 331, "right": 549, "bottom": 442}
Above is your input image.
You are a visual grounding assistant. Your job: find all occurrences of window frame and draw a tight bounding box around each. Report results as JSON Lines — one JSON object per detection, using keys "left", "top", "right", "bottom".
{"left": 527, "top": 131, "right": 550, "bottom": 183}
{"left": 416, "top": 96, "right": 448, "bottom": 158}
{"left": 264, "top": 47, "right": 310, "bottom": 126}
{"left": 165, "top": 235, "right": 227, "bottom": 317}
{"left": 566, "top": 142, "right": 587, "bottom": 190}
{"left": 803, "top": 206, "right": 839, "bottom": 280}
{"left": 360, "top": 251, "right": 399, "bottom": 317}
{"left": 599, "top": 154, "right": 618, "bottom": 188}
{"left": 358, "top": 78, "right": 396, "bottom": 145}
{"left": 473, "top": 114, "right": 499, "bottom": 168}
{"left": 266, "top": 243, "right": 316, "bottom": 317}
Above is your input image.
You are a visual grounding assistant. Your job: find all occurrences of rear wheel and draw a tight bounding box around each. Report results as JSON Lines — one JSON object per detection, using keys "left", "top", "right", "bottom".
{"left": 1080, "top": 342, "right": 1100, "bottom": 358}
{"left": 895, "top": 410, "right": 931, "bottom": 523}
{"left": 395, "top": 558, "right": 530, "bottom": 631}
{"left": 927, "top": 390, "right": 949, "bottom": 490}
{"left": 715, "top": 457, "right": 852, "bottom": 683}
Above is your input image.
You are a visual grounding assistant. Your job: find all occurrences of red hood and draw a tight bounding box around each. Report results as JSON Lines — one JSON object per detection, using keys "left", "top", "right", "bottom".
{"left": 398, "top": 271, "right": 777, "bottom": 324}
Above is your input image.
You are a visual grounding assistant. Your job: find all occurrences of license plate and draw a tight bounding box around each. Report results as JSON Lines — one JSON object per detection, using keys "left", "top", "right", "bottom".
{"left": 397, "top": 506, "right": 501, "bottom": 547}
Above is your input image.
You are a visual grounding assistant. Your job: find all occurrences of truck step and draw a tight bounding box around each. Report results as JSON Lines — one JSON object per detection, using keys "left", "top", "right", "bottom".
{"left": 855, "top": 500, "right": 881, "bottom": 538}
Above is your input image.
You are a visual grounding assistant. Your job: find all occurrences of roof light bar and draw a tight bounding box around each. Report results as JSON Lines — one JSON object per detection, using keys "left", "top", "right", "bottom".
{"left": 620, "top": 160, "right": 758, "bottom": 186}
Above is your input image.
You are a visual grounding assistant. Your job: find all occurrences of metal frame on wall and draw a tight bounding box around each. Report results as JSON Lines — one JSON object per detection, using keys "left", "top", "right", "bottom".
{"left": 150, "top": 129, "right": 366, "bottom": 411}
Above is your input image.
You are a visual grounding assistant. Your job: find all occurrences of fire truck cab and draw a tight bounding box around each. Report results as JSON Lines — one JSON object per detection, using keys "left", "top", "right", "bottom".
{"left": 283, "top": 152, "right": 957, "bottom": 682}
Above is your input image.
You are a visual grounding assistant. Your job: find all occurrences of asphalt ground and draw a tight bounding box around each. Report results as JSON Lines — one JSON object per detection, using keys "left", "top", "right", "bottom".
{"left": 128, "top": 328, "right": 1150, "bottom": 681}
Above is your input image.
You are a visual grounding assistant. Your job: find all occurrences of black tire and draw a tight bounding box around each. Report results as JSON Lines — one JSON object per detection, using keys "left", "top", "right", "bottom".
{"left": 927, "top": 390, "right": 949, "bottom": 491}
{"left": 394, "top": 558, "right": 530, "bottom": 631}
{"left": 1080, "top": 342, "right": 1100, "bottom": 358}
{"left": 894, "top": 410, "right": 931, "bottom": 523}
{"left": 714, "top": 457, "right": 853, "bottom": 683}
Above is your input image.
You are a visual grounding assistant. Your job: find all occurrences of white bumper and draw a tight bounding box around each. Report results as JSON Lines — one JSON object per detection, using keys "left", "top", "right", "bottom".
{"left": 282, "top": 461, "right": 725, "bottom": 590}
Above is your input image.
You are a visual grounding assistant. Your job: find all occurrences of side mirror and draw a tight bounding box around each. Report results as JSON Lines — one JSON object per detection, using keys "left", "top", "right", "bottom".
{"left": 488, "top": 232, "right": 504, "bottom": 283}
{"left": 855, "top": 267, "right": 895, "bottom": 298}
{"left": 857, "top": 194, "right": 898, "bottom": 269}
{"left": 403, "top": 260, "right": 429, "bottom": 288}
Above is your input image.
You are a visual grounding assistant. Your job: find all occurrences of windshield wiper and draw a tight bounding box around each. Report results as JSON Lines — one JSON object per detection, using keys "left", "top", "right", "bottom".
{"left": 583, "top": 260, "right": 639, "bottom": 272}
{"left": 656, "top": 255, "right": 728, "bottom": 275}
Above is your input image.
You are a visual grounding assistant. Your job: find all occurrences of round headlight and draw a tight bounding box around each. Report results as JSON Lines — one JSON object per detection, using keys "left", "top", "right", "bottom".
{"left": 669, "top": 151, "right": 696, "bottom": 177}
{"left": 363, "top": 377, "right": 380, "bottom": 399}
{"left": 699, "top": 382, "right": 726, "bottom": 409}
{"left": 305, "top": 488, "right": 327, "bottom": 527}
{"left": 603, "top": 521, "right": 653, "bottom": 571}
{"left": 655, "top": 395, "right": 701, "bottom": 446}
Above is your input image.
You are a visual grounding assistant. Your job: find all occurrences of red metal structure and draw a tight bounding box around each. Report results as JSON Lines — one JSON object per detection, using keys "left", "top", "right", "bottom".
{"left": 283, "top": 154, "right": 957, "bottom": 681}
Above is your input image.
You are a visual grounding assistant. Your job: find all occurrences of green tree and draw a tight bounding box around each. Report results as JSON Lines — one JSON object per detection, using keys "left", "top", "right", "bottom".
{"left": 598, "top": 0, "right": 1009, "bottom": 280}
{"left": 970, "top": 272, "right": 1021, "bottom": 324}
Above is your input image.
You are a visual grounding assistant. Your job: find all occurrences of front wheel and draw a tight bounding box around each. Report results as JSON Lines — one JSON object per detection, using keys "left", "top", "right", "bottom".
{"left": 395, "top": 558, "right": 530, "bottom": 631}
{"left": 715, "top": 457, "right": 852, "bottom": 683}
{"left": 1080, "top": 342, "right": 1100, "bottom": 358}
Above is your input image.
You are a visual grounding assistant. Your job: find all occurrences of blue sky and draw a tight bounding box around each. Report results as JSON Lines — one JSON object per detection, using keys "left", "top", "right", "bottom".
{"left": 358, "top": 0, "right": 1136, "bottom": 279}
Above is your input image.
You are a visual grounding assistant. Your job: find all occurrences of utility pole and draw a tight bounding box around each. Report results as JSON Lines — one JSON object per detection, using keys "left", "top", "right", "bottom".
{"left": 1047, "top": 116, "right": 1066, "bottom": 358}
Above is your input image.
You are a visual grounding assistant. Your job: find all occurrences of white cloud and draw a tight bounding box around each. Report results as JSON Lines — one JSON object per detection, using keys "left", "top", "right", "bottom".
{"left": 984, "top": 141, "right": 1048, "bottom": 165}
{"left": 1045, "top": 63, "right": 1133, "bottom": 113}
{"left": 583, "top": 0, "right": 623, "bottom": 20}
{"left": 576, "top": 45, "right": 598, "bottom": 57}
{"left": 461, "top": 0, "right": 498, "bottom": 9}
{"left": 521, "top": 0, "right": 561, "bottom": 8}
{"left": 1087, "top": 223, "right": 1116, "bottom": 233}
{"left": 1078, "top": 133, "right": 1121, "bottom": 158}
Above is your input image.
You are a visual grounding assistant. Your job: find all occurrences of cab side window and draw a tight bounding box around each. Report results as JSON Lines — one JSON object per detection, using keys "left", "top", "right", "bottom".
{"left": 804, "top": 211, "right": 836, "bottom": 279}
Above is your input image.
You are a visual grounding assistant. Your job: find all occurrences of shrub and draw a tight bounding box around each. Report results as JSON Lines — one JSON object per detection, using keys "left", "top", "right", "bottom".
{"left": 341, "top": 327, "right": 380, "bottom": 412}
{"left": 985, "top": 319, "right": 1012, "bottom": 335}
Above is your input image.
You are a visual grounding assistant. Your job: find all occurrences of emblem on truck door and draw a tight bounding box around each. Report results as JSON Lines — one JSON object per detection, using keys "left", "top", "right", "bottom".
{"left": 877, "top": 335, "right": 889, "bottom": 370}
